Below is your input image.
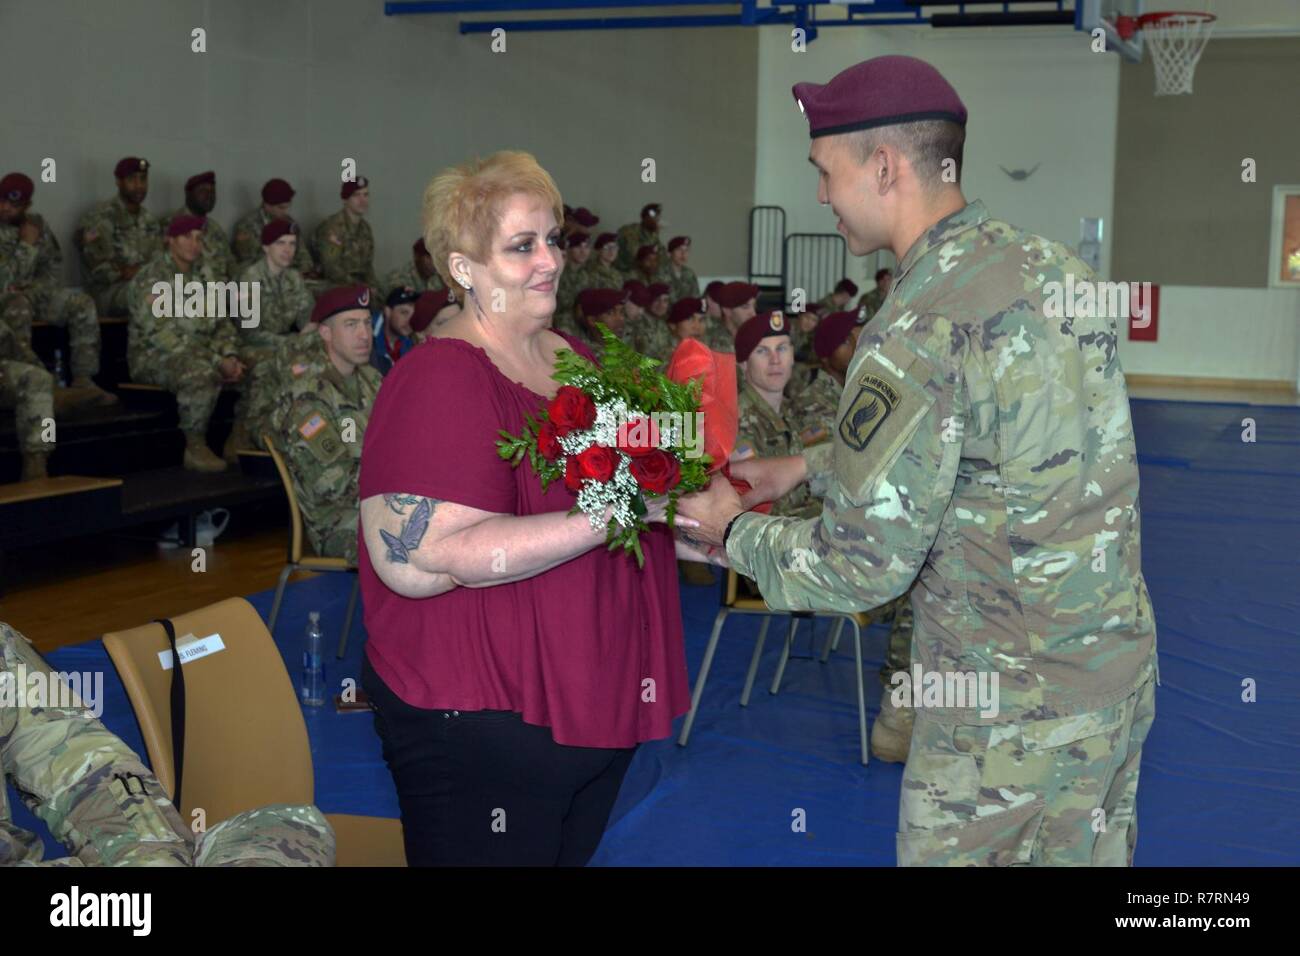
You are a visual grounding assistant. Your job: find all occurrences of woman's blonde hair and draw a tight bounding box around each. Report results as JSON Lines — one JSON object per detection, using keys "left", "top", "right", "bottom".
{"left": 421, "top": 150, "right": 564, "bottom": 289}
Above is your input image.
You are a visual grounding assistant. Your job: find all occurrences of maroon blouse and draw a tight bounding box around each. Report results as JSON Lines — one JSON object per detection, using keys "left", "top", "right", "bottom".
{"left": 357, "top": 333, "right": 690, "bottom": 749}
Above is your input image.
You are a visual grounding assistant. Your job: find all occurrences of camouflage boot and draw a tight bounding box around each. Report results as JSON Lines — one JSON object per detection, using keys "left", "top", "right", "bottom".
{"left": 70, "top": 376, "right": 119, "bottom": 406}
{"left": 20, "top": 450, "right": 50, "bottom": 481}
{"left": 870, "top": 696, "right": 915, "bottom": 764}
{"left": 184, "top": 431, "right": 227, "bottom": 473}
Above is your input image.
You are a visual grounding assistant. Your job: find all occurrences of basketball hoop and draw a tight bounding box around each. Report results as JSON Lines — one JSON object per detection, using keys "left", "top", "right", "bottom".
{"left": 1137, "top": 11, "right": 1217, "bottom": 96}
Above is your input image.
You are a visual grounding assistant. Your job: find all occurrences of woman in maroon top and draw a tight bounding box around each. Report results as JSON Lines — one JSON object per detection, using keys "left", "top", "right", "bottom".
{"left": 358, "top": 151, "right": 700, "bottom": 866}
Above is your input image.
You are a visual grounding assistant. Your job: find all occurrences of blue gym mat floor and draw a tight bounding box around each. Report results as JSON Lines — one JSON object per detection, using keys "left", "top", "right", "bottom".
{"left": 17, "top": 397, "right": 1300, "bottom": 865}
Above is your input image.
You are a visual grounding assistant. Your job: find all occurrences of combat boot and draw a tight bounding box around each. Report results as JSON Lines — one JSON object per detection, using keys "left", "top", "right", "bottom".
{"left": 870, "top": 697, "right": 915, "bottom": 764}
{"left": 70, "top": 376, "right": 119, "bottom": 406}
{"left": 222, "top": 420, "right": 251, "bottom": 463}
{"left": 183, "top": 432, "right": 227, "bottom": 473}
{"left": 20, "top": 450, "right": 50, "bottom": 481}
{"left": 52, "top": 387, "right": 98, "bottom": 416}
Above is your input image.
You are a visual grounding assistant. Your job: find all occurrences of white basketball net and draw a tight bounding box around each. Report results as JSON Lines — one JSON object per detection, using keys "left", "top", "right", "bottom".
{"left": 1144, "top": 13, "right": 1216, "bottom": 96}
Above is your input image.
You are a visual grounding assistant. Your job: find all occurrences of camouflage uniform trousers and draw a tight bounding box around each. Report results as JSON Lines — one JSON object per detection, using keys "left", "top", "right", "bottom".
{"left": 31, "top": 286, "right": 101, "bottom": 379}
{"left": 129, "top": 347, "right": 260, "bottom": 435}
{"left": 0, "top": 311, "right": 54, "bottom": 454}
{"left": 897, "top": 669, "right": 1156, "bottom": 866}
{"left": 877, "top": 587, "right": 914, "bottom": 691}
{"left": 93, "top": 280, "right": 132, "bottom": 318}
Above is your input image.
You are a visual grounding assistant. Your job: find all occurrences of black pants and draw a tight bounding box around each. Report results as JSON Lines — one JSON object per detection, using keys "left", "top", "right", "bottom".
{"left": 361, "top": 653, "right": 636, "bottom": 867}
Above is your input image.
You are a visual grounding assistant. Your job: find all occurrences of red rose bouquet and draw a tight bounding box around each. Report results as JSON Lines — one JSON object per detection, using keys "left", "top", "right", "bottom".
{"left": 496, "top": 326, "right": 711, "bottom": 566}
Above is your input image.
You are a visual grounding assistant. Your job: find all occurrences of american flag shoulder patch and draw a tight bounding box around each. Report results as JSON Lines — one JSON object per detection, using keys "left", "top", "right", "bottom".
{"left": 299, "top": 414, "right": 326, "bottom": 440}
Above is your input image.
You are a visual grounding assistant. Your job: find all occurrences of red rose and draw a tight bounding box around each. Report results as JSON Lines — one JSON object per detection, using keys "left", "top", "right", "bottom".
{"left": 615, "top": 417, "right": 661, "bottom": 458}
{"left": 536, "top": 421, "right": 561, "bottom": 461}
{"left": 629, "top": 449, "right": 681, "bottom": 495}
{"left": 576, "top": 445, "right": 618, "bottom": 483}
{"left": 564, "top": 455, "right": 583, "bottom": 493}
{"left": 547, "top": 385, "right": 596, "bottom": 437}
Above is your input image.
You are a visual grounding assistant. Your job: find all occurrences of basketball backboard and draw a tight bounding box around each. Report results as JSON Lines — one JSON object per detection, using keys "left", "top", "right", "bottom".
{"left": 1076, "top": 0, "right": 1146, "bottom": 62}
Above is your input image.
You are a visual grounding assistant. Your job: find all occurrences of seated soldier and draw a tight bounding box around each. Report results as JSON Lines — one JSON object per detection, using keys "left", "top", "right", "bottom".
{"left": 666, "top": 296, "right": 706, "bottom": 351}
{"left": 76, "top": 157, "right": 162, "bottom": 317}
{"left": 731, "top": 310, "right": 818, "bottom": 519}
{"left": 572, "top": 287, "right": 627, "bottom": 363}
{"left": 280, "top": 286, "right": 382, "bottom": 564}
{"left": 0, "top": 620, "right": 334, "bottom": 866}
{"left": 790, "top": 310, "right": 858, "bottom": 448}
{"left": 371, "top": 287, "right": 418, "bottom": 377}
{"left": 408, "top": 288, "right": 459, "bottom": 344}
{"left": 585, "top": 232, "right": 624, "bottom": 292}
{"left": 313, "top": 179, "right": 380, "bottom": 303}
{"left": 629, "top": 243, "right": 664, "bottom": 287}
{"left": 0, "top": 173, "right": 115, "bottom": 404}
{"left": 813, "top": 278, "right": 858, "bottom": 317}
{"left": 856, "top": 267, "right": 893, "bottom": 321}
{"left": 237, "top": 219, "right": 315, "bottom": 451}
{"left": 553, "top": 230, "right": 591, "bottom": 337}
{"left": 126, "top": 215, "right": 250, "bottom": 473}
{"left": 664, "top": 235, "right": 701, "bottom": 301}
{"left": 230, "top": 178, "right": 317, "bottom": 277}
{"left": 637, "top": 282, "right": 675, "bottom": 365}
{"left": 166, "top": 171, "right": 235, "bottom": 282}
{"left": 381, "top": 237, "right": 443, "bottom": 300}
{"left": 704, "top": 280, "right": 758, "bottom": 353}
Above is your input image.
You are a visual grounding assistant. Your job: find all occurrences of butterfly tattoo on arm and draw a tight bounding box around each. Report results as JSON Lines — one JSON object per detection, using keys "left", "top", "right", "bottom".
{"left": 380, "top": 496, "right": 438, "bottom": 564}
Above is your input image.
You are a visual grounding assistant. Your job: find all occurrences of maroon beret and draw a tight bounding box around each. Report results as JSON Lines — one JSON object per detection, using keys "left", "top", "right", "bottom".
{"left": 704, "top": 280, "right": 725, "bottom": 303}
{"left": 261, "top": 218, "right": 299, "bottom": 246}
{"left": 114, "top": 157, "right": 149, "bottom": 179}
{"left": 622, "top": 280, "right": 653, "bottom": 309}
{"left": 635, "top": 244, "right": 659, "bottom": 262}
{"left": 814, "top": 311, "right": 859, "bottom": 359}
{"left": 262, "top": 178, "right": 294, "bottom": 204}
{"left": 565, "top": 231, "right": 590, "bottom": 249}
{"left": 647, "top": 282, "right": 671, "bottom": 300}
{"left": 166, "top": 214, "right": 206, "bottom": 237}
{"left": 667, "top": 235, "right": 691, "bottom": 252}
{"left": 593, "top": 232, "right": 618, "bottom": 250}
{"left": 0, "top": 173, "right": 34, "bottom": 204}
{"left": 641, "top": 203, "right": 660, "bottom": 219}
{"left": 410, "top": 289, "right": 455, "bottom": 333}
{"left": 413, "top": 237, "right": 429, "bottom": 258}
{"left": 577, "top": 287, "right": 628, "bottom": 320}
{"left": 185, "top": 171, "right": 215, "bottom": 191}
{"left": 793, "top": 56, "right": 967, "bottom": 138}
{"left": 735, "top": 310, "right": 790, "bottom": 363}
{"left": 573, "top": 207, "right": 599, "bottom": 227}
{"left": 341, "top": 176, "right": 369, "bottom": 200}
{"left": 668, "top": 297, "right": 704, "bottom": 325}
{"left": 311, "top": 285, "right": 371, "bottom": 324}
{"left": 835, "top": 278, "right": 859, "bottom": 297}
{"left": 715, "top": 281, "right": 759, "bottom": 310}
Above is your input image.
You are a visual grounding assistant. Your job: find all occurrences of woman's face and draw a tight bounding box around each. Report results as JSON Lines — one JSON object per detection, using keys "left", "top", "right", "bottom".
{"left": 465, "top": 193, "right": 562, "bottom": 325}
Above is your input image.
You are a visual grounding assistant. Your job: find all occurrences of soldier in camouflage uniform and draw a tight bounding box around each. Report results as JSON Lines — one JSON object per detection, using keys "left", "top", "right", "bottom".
{"left": 702, "top": 280, "right": 758, "bottom": 354}
{"left": 165, "top": 171, "right": 235, "bottom": 283}
{"left": 811, "top": 278, "right": 857, "bottom": 318}
{"left": 280, "top": 287, "right": 382, "bottom": 564}
{"left": 237, "top": 219, "right": 315, "bottom": 449}
{"left": 666, "top": 296, "right": 706, "bottom": 349}
{"left": 553, "top": 230, "right": 592, "bottom": 338}
{"left": 732, "top": 311, "right": 817, "bottom": 520}
{"left": 0, "top": 173, "right": 114, "bottom": 404}
{"left": 628, "top": 244, "right": 665, "bottom": 288}
{"left": 0, "top": 315, "right": 58, "bottom": 481}
{"left": 230, "top": 178, "right": 318, "bottom": 279}
{"left": 635, "top": 282, "right": 675, "bottom": 366}
{"left": 615, "top": 203, "right": 666, "bottom": 275}
{"left": 572, "top": 287, "right": 627, "bottom": 364}
{"left": 664, "top": 236, "right": 701, "bottom": 302}
{"left": 619, "top": 281, "right": 666, "bottom": 363}
{"left": 680, "top": 56, "right": 1157, "bottom": 866}
{"left": 856, "top": 268, "right": 892, "bottom": 321}
{"left": 75, "top": 157, "right": 162, "bottom": 317}
{"left": 127, "top": 215, "right": 249, "bottom": 472}
{"left": 789, "top": 310, "right": 857, "bottom": 449}
{"left": 585, "top": 232, "right": 624, "bottom": 292}
{"left": 381, "top": 237, "right": 445, "bottom": 301}
{"left": 312, "top": 178, "right": 380, "bottom": 304}
{"left": 0, "top": 621, "right": 334, "bottom": 866}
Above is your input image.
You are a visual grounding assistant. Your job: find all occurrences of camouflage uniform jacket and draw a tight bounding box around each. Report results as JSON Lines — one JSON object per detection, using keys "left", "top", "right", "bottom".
{"left": 76, "top": 196, "right": 162, "bottom": 295}
{"left": 857, "top": 286, "right": 888, "bottom": 322}
{"left": 583, "top": 260, "right": 624, "bottom": 294}
{"left": 614, "top": 223, "right": 665, "bottom": 274}
{"left": 237, "top": 257, "right": 313, "bottom": 346}
{"left": 665, "top": 263, "right": 700, "bottom": 302}
{"left": 701, "top": 317, "right": 735, "bottom": 354}
{"left": 230, "top": 206, "right": 316, "bottom": 274}
{"left": 788, "top": 369, "right": 842, "bottom": 448}
{"left": 126, "top": 251, "right": 239, "bottom": 371}
{"left": 736, "top": 379, "right": 817, "bottom": 519}
{"left": 166, "top": 206, "right": 235, "bottom": 281}
{"left": 0, "top": 213, "right": 64, "bottom": 291}
{"left": 727, "top": 200, "right": 1157, "bottom": 725}
{"left": 313, "top": 209, "right": 378, "bottom": 290}
{"left": 381, "top": 261, "right": 443, "bottom": 301}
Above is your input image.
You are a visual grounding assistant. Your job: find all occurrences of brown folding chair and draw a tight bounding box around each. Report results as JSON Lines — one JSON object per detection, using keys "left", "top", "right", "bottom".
{"left": 263, "top": 434, "right": 359, "bottom": 659}
{"left": 677, "top": 568, "right": 876, "bottom": 765}
{"left": 103, "top": 597, "right": 405, "bottom": 866}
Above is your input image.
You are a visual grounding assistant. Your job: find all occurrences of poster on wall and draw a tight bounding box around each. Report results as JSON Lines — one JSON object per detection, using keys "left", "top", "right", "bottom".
{"left": 1269, "top": 185, "right": 1300, "bottom": 288}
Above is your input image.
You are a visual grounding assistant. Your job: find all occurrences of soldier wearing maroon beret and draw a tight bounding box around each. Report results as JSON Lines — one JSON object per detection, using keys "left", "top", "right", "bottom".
{"left": 231, "top": 178, "right": 317, "bottom": 278}
{"left": 789, "top": 310, "right": 860, "bottom": 451}
{"left": 572, "top": 287, "right": 628, "bottom": 362}
{"left": 553, "top": 229, "right": 594, "bottom": 338}
{"left": 167, "top": 171, "right": 234, "bottom": 281}
{"left": 584, "top": 231, "right": 623, "bottom": 292}
{"left": 615, "top": 202, "right": 666, "bottom": 275}
{"left": 382, "top": 235, "right": 445, "bottom": 302}
{"left": 76, "top": 157, "right": 162, "bottom": 315}
{"left": 664, "top": 235, "right": 700, "bottom": 302}
{"left": 314, "top": 177, "right": 380, "bottom": 303}
{"left": 667, "top": 295, "right": 706, "bottom": 345}
{"left": 409, "top": 288, "right": 459, "bottom": 341}
{"left": 813, "top": 277, "right": 859, "bottom": 317}
{"left": 678, "top": 56, "right": 1158, "bottom": 861}
{"left": 629, "top": 242, "right": 664, "bottom": 287}
{"left": 700, "top": 280, "right": 758, "bottom": 354}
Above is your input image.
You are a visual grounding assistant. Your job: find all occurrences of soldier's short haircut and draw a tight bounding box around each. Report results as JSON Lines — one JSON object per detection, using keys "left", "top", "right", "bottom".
{"left": 847, "top": 120, "right": 965, "bottom": 190}
{"left": 421, "top": 151, "right": 564, "bottom": 291}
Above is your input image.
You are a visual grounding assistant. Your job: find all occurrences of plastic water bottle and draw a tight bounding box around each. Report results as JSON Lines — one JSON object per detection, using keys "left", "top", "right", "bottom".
{"left": 52, "top": 349, "right": 67, "bottom": 388}
{"left": 301, "top": 612, "right": 325, "bottom": 707}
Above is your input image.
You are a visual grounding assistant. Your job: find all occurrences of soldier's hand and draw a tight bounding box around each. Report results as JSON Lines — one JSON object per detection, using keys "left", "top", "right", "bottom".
{"left": 18, "top": 217, "right": 40, "bottom": 245}
{"left": 730, "top": 455, "right": 807, "bottom": 510}
{"left": 675, "top": 532, "right": 729, "bottom": 567}
{"left": 675, "top": 476, "right": 744, "bottom": 549}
